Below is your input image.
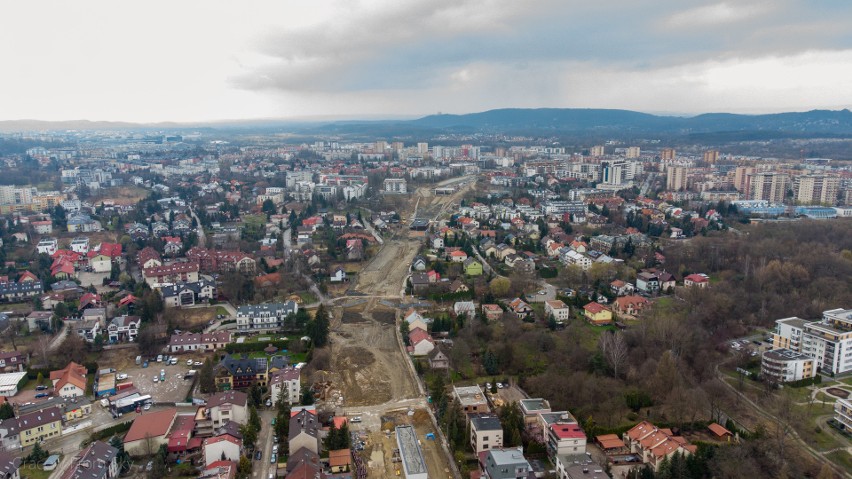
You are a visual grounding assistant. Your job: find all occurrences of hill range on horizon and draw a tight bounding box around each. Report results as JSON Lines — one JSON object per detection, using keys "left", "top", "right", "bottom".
{"left": 2, "top": 108, "right": 852, "bottom": 140}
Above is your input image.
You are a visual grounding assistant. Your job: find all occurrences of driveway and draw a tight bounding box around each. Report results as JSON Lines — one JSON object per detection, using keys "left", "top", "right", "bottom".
{"left": 526, "top": 283, "right": 556, "bottom": 303}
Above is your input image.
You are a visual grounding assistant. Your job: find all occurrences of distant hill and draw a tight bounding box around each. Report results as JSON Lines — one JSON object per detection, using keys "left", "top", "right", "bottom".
{"left": 2, "top": 108, "right": 852, "bottom": 138}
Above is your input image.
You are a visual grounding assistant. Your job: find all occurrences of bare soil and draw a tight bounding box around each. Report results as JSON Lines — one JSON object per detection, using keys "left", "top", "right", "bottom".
{"left": 325, "top": 299, "right": 418, "bottom": 407}
{"left": 364, "top": 409, "right": 454, "bottom": 479}
{"left": 354, "top": 239, "right": 420, "bottom": 296}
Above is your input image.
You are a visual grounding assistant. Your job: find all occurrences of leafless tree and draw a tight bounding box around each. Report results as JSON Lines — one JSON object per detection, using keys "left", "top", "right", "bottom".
{"left": 599, "top": 331, "right": 628, "bottom": 379}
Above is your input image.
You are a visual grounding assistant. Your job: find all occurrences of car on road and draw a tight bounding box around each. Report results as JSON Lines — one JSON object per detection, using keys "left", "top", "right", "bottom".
{"left": 35, "top": 385, "right": 48, "bottom": 391}
{"left": 269, "top": 473, "right": 275, "bottom": 479}
{"left": 255, "top": 450, "right": 262, "bottom": 460}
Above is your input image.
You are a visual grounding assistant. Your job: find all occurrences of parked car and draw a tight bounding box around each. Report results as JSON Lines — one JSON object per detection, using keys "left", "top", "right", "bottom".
{"left": 35, "top": 393, "right": 49, "bottom": 398}
{"left": 272, "top": 444, "right": 278, "bottom": 453}
{"left": 153, "top": 376, "right": 159, "bottom": 383}
{"left": 35, "top": 385, "right": 48, "bottom": 391}
{"left": 187, "top": 359, "right": 194, "bottom": 366}
{"left": 116, "top": 373, "right": 128, "bottom": 380}
{"left": 146, "top": 461, "right": 153, "bottom": 471}
{"left": 156, "top": 355, "right": 163, "bottom": 362}
{"left": 143, "top": 403, "right": 152, "bottom": 410}
{"left": 193, "top": 361, "right": 203, "bottom": 366}
{"left": 266, "top": 399, "right": 272, "bottom": 408}
{"left": 255, "top": 450, "right": 262, "bottom": 460}
{"left": 270, "top": 453, "right": 277, "bottom": 464}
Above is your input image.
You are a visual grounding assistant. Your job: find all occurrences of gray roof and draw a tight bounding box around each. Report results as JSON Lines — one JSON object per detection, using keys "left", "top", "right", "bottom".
{"left": 161, "top": 280, "right": 215, "bottom": 298}
{"left": 396, "top": 425, "right": 427, "bottom": 476}
{"left": 65, "top": 440, "right": 118, "bottom": 479}
{"left": 237, "top": 301, "right": 297, "bottom": 316}
{"left": 289, "top": 409, "right": 319, "bottom": 440}
{"left": 0, "top": 281, "right": 43, "bottom": 295}
{"left": 0, "top": 451, "right": 20, "bottom": 477}
{"left": 470, "top": 415, "right": 502, "bottom": 432}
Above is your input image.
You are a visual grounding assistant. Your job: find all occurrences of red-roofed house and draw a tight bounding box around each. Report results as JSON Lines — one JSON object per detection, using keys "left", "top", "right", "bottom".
{"left": 51, "top": 362, "right": 87, "bottom": 398}
{"left": 583, "top": 302, "right": 612, "bottom": 325}
{"left": 449, "top": 250, "right": 468, "bottom": 262}
{"left": 204, "top": 461, "right": 237, "bottom": 479}
{"left": 124, "top": 408, "right": 178, "bottom": 456}
{"left": 684, "top": 273, "right": 710, "bottom": 288}
{"left": 624, "top": 421, "right": 697, "bottom": 471}
{"left": 613, "top": 295, "right": 650, "bottom": 317}
{"left": 167, "top": 413, "right": 198, "bottom": 454}
{"left": 408, "top": 327, "right": 435, "bottom": 356}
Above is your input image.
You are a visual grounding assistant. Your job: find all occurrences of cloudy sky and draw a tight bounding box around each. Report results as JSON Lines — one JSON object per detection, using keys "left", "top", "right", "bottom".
{"left": 1, "top": 0, "right": 851, "bottom": 122}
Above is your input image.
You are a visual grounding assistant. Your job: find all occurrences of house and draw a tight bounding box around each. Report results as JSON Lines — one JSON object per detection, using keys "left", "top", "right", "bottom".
{"left": 635, "top": 271, "right": 660, "bottom": 294}
{"left": 69, "top": 237, "right": 90, "bottom": 254}
{"left": 0, "top": 451, "right": 20, "bottom": 479}
{"left": 479, "top": 447, "right": 533, "bottom": 479}
{"left": 449, "top": 250, "right": 468, "bottom": 262}
{"left": 410, "top": 272, "right": 430, "bottom": 292}
{"left": 124, "top": 408, "right": 178, "bottom": 456}
{"left": 494, "top": 244, "right": 516, "bottom": 261}
{"left": 408, "top": 327, "right": 435, "bottom": 356}
{"left": 449, "top": 279, "right": 469, "bottom": 293}
{"left": 36, "top": 237, "right": 58, "bottom": 255}
{"left": 163, "top": 236, "right": 183, "bottom": 256}
{"left": 411, "top": 256, "right": 427, "bottom": 271}
{"left": 610, "top": 279, "right": 634, "bottom": 296}
{"left": 0, "top": 351, "right": 27, "bottom": 373}
{"left": 203, "top": 435, "right": 242, "bottom": 466}
{"left": 79, "top": 292, "right": 101, "bottom": 310}
{"left": 454, "top": 301, "right": 476, "bottom": 319}
{"left": 583, "top": 302, "right": 612, "bottom": 325}
{"left": 482, "top": 304, "right": 503, "bottom": 321}
{"left": 404, "top": 309, "right": 429, "bottom": 332}
{"left": 207, "top": 391, "right": 249, "bottom": 428}
{"left": 330, "top": 267, "right": 346, "bottom": 283}
{"left": 67, "top": 213, "right": 101, "bottom": 233}
{"left": 544, "top": 300, "right": 571, "bottom": 323}
{"left": 328, "top": 449, "right": 353, "bottom": 474}
{"left": 623, "top": 421, "right": 696, "bottom": 471}
{"left": 161, "top": 280, "right": 217, "bottom": 307}
{"left": 546, "top": 422, "right": 586, "bottom": 459}
{"left": 554, "top": 454, "right": 607, "bottom": 479}
{"left": 289, "top": 409, "right": 320, "bottom": 455}
{"left": 683, "top": 273, "right": 710, "bottom": 288}
{"left": 185, "top": 247, "right": 257, "bottom": 275}
{"left": 32, "top": 220, "right": 52, "bottom": 234}
{"left": 426, "top": 269, "right": 441, "bottom": 283}
{"left": 507, "top": 298, "right": 533, "bottom": 319}
{"left": 707, "top": 423, "right": 733, "bottom": 442}
{"left": 107, "top": 315, "right": 140, "bottom": 343}
{"left": 613, "top": 295, "right": 650, "bottom": 317}
{"left": 138, "top": 247, "right": 162, "bottom": 269}
{"left": 428, "top": 349, "right": 450, "bottom": 370}
{"left": 51, "top": 362, "right": 87, "bottom": 398}
{"left": 269, "top": 367, "right": 301, "bottom": 406}
{"left": 453, "top": 385, "right": 490, "bottom": 415}
{"left": 346, "top": 239, "right": 364, "bottom": 261}
{"left": 62, "top": 440, "right": 119, "bottom": 479}
{"left": 470, "top": 415, "right": 503, "bottom": 453}
{"left": 17, "top": 406, "right": 63, "bottom": 447}
{"left": 464, "top": 258, "right": 483, "bottom": 276}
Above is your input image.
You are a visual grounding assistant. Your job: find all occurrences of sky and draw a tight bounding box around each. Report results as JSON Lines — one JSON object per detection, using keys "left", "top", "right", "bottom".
{"left": 1, "top": 0, "right": 851, "bottom": 122}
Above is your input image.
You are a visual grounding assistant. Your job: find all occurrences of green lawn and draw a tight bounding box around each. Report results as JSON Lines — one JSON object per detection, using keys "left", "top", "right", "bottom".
{"left": 21, "top": 466, "right": 53, "bottom": 479}
{"left": 826, "top": 450, "right": 852, "bottom": 471}
{"left": 298, "top": 291, "right": 318, "bottom": 304}
{"left": 215, "top": 306, "right": 230, "bottom": 317}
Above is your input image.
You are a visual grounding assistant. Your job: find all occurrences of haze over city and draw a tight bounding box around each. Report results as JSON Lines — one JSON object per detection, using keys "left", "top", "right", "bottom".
{"left": 2, "top": 0, "right": 852, "bottom": 122}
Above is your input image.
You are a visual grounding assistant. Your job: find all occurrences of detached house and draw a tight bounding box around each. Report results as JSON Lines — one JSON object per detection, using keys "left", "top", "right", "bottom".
{"left": 613, "top": 296, "right": 650, "bottom": 317}
{"left": 583, "top": 302, "right": 612, "bottom": 325}
{"left": 408, "top": 328, "right": 435, "bottom": 356}
{"left": 51, "top": 362, "right": 87, "bottom": 398}
{"left": 623, "top": 421, "right": 697, "bottom": 471}
{"left": 544, "top": 300, "right": 571, "bottom": 323}
{"left": 207, "top": 391, "right": 249, "bottom": 428}
{"left": 464, "top": 258, "right": 483, "bottom": 277}
{"left": 683, "top": 273, "right": 710, "bottom": 288}
{"left": 107, "top": 315, "right": 140, "bottom": 343}
{"left": 161, "top": 280, "right": 217, "bottom": 307}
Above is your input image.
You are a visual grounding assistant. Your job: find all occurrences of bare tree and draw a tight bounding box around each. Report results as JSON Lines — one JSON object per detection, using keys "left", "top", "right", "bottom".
{"left": 599, "top": 331, "right": 628, "bottom": 378}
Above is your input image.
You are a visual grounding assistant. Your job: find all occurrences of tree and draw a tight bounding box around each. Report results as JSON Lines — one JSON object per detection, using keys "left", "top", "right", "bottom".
{"left": 301, "top": 386, "right": 314, "bottom": 405}
{"left": 110, "top": 435, "right": 132, "bottom": 473}
{"left": 262, "top": 199, "right": 277, "bottom": 216}
{"left": 0, "top": 402, "right": 13, "bottom": 420}
{"left": 248, "top": 384, "right": 262, "bottom": 408}
{"left": 489, "top": 277, "right": 511, "bottom": 297}
{"left": 27, "top": 441, "right": 49, "bottom": 464}
{"left": 598, "top": 331, "right": 628, "bottom": 378}
{"left": 36, "top": 371, "right": 44, "bottom": 385}
{"left": 240, "top": 424, "right": 257, "bottom": 450}
{"left": 249, "top": 405, "right": 261, "bottom": 432}
{"left": 199, "top": 357, "right": 216, "bottom": 393}
{"left": 307, "top": 304, "right": 330, "bottom": 347}
{"left": 237, "top": 455, "right": 253, "bottom": 479}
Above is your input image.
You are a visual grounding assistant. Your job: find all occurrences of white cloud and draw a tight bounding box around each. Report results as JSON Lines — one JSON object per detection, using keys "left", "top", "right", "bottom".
{"left": 664, "top": 1, "right": 773, "bottom": 29}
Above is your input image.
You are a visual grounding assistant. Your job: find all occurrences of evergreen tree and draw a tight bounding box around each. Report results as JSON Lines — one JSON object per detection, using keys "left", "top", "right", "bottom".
{"left": 0, "top": 402, "right": 13, "bottom": 420}
{"left": 307, "top": 304, "right": 330, "bottom": 347}
{"left": 199, "top": 357, "right": 216, "bottom": 393}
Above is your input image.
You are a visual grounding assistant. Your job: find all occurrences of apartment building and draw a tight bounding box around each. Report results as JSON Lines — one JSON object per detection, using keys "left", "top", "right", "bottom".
{"left": 794, "top": 175, "right": 840, "bottom": 205}
{"left": 666, "top": 166, "right": 688, "bottom": 191}
{"left": 748, "top": 172, "right": 789, "bottom": 204}
{"left": 772, "top": 309, "right": 852, "bottom": 375}
{"left": 383, "top": 178, "right": 407, "bottom": 194}
{"left": 760, "top": 348, "right": 815, "bottom": 383}
{"left": 236, "top": 301, "right": 299, "bottom": 333}
{"left": 834, "top": 398, "right": 852, "bottom": 431}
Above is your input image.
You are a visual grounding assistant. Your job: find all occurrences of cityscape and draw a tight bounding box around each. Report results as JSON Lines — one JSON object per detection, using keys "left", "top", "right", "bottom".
{"left": 0, "top": 2, "right": 851, "bottom": 479}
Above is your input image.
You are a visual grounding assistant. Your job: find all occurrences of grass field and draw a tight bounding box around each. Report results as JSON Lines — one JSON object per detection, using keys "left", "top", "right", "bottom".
{"left": 826, "top": 450, "right": 852, "bottom": 471}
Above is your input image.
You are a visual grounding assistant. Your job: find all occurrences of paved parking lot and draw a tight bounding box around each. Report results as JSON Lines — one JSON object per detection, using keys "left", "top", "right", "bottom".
{"left": 118, "top": 359, "right": 196, "bottom": 403}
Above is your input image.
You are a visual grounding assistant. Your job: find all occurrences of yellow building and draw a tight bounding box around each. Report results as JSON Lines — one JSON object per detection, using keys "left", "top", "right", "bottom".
{"left": 18, "top": 406, "right": 63, "bottom": 446}
{"left": 583, "top": 302, "right": 613, "bottom": 325}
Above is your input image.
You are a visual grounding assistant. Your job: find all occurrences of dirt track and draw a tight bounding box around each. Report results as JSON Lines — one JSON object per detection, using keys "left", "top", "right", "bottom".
{"left": 354, "top": 238, "right": 420, "bottom": 296}
{"left": 328, "top": 299, "right": 419, "bottom": 406}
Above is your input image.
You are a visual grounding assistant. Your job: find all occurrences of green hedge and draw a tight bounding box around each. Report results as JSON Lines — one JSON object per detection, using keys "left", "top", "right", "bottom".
{"left": 90, "top": 420, "right": 133, "bottom": 442}
{"left": 785, "top": 375, "right": 822, "bottom": 388}
{"left": 225, "top": 339, "right": 291, "bottom": 354}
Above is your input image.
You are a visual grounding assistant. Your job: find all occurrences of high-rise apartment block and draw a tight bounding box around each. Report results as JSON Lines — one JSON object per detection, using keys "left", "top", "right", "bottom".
{"left": 703, "top": 150, "right": 719, "bottom": 163}
{"left": 660, "top": 148, "right": 675, "bottom": 160}
{"left": 589, "top": 145, "right": 605, "bottom": 157}
{"left": 772, "top": 309, "right": 852, "bottom": 375}
{"left": 748, "top": 172, "right": 789, "bottom": 204}
{"left": 733, "top": 166, "right": 755, "bottom": 192}
{"left": 625, "top": 146, "right": 641, "bottom": 158}
{"left": 793, "top": 175, "right": 840, "bottom": 205}
{"left": 666, "top": 166, "right": 688, "bottom": 191}
{"left": 417, "top": 142, "right": 429, "bottom": 155}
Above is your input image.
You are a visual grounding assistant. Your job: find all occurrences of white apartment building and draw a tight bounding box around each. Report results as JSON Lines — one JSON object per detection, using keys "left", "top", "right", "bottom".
{"left": 383, "top": 178, "right": 407, "bottom": 194}
{"left": 36, "top": 238, "right": 58, "bottom": 255}
{"left": 269, "top": 367, "right": 301, "bottom": 406}
{"left": 834, "top": 398, "right": 852, "bottom": 431}
{"left": 760, "top": 348, "right": 815, "bottom": 383}
{"left": 772, "top": 309, "right": 852, "bottom": 375}
{"left": 236, "top": 301, "right": 299, "bottom": 333}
